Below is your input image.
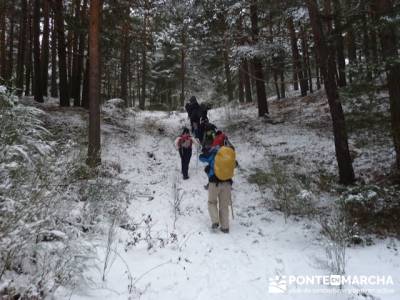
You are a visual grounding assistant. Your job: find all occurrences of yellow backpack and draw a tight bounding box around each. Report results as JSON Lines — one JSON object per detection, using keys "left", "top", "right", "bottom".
{"left": 214, "top": 146, "right": 236, "bottom": 181}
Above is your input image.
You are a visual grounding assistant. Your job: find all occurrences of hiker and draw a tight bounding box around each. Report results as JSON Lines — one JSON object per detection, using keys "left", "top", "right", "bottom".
{"left": 200, "top": 145, "right": 236, "bottom": 233}
{"left": 210, "top": 130, "right": 234, "bottom": 149}
{"left": 185, "top": 96, "right": 201, "bottom": 136}
{"left": 198, "top": 102, "right": 210, "bottom": 120}
{"left": 198, "top": 117, "right": 217, "bottom": 152}
{"left": 175, "top": 127, "right": 197, "bottom": 180}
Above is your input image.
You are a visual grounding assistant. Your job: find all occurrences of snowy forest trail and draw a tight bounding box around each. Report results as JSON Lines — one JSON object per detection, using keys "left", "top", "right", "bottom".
{"left": 58, "top": 102, "right": 399, "bottom": 300}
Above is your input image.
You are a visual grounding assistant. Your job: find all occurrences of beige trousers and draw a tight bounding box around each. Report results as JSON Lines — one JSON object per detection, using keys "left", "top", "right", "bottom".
{"left": 208, "top": 182, "right": 231, "bottom": 230}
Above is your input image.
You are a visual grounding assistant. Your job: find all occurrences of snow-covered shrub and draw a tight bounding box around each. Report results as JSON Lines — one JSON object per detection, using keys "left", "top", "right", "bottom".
{"left": 0, "top": 91, "right": 94, "bottom": 297}
{"left": 341, "top": 184, "right": 400, "bottom": 235}
{"left": 124, "top": 215, "right": 178, "bottom": 252}
{"left": 80, "top": 177, "right": 129, "bottom": 229}
{"left": 319, "top": 201, "right": 353, "bottom": 279}
{"left": 248, "top": 161, "right": 317, "bottom": 221}
{"left": 0, "top": 90, "right": 51, "bottom": 188}
{"left": 223, "top": 101, "right": 244, "bottom": 123}
{"left": 172, "top": 175, "right": 185, "bottom": 229}
{"left": 0, "top": 90, "right": 128, "bottom": 297}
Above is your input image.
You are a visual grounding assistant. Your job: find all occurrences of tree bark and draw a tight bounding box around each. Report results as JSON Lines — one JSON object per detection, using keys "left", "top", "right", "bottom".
{"left": 241, "top": 60, "right": 251, "bottom": 103}
{"left": 346, "top": 0, "right": 357, "bottom": 83}
{"left": 6, "top": 7, "right": 15, "bottom": 82}
{"left": 223, "top": 34, "right": 233, "bottom": 102}
{"left": 273, "top": 67, "right": 280, "bottom": 99}
{"left": 140, "top": 12, "right": 147, "bottom": 110}
{"left": 71, "top": 0, "right": 81, "bottom": 106}
{"left": 82, "top": 56, "right": 89, "bottom": 108}
{"left": 33, "top": 0, "right": 43, "bottom": 102}
{"left": 67, "top": 29, "right": 73, "bottom": 93}
{"left": 180, "top": 29, "right": 185, "bottom": 107}
{"left": 288, "top": 16, "right": 307, "bottom": 97}
{"left": 41, "top": 0, "right": 50, "bottom": 96}
{"left": 50, "top": 17, "right": 58, "bottom": 97}
{"left": 87, "top": 0, "right": 102, "bottom": 167}
{"left": 301, "top": 25, "right": 313, "bottom": 93}
{"left": 53, "top": 0, "right": 69, "bottom": 106}
{"left": 120, "top": 17, "right": 130, "bottom": 105}
{"left": 16, "top": 0, "right": 27, "bottom": 96}
{"left": 306, "top": 0, "right": 355, "bottom": 184}
{"left": 250, "top": 0, "right": 268, "bottom": 116}
{"left": 238, "top": 62, "right": 244, "bottom": 103}
{"left": 0, "top": 4, "right": 6, "bottom": 80}
{"left": 280, "top": 69, "right": 286, "bottom": 99}
{"left": 372, "top": 0, "right": 400, "bottom": 170}
{"left": 333, "top": 0, "right": 346, "bottom": 87}
{"left": 361, "top": 3, "right": 372, "bottom": 81}
{"left": 72, "top": 0, "right": 87, "bottom": 105}
{"left": 314, "top": 47, "right": 321, "bottom": 90}
{"left": 24, "top": 0, "right": 32, "bottom": 96}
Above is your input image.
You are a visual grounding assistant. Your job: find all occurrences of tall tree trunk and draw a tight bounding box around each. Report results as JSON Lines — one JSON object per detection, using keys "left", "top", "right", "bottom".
{"left": 50, "top": 17, "right": 58, "bottom": 97}
{"left": 292, "top": 66, "right": 299, "bottom": 91}
{"left": 139, "top": 8, "right": 148, "bottom": 110}
{"left": 237, "top": 16, "right": 251, "bottom": 103}
{"left": 16, "top": 0, "right": 27, "bottom": 96}
{"left": 238, "top": 63, "right": 244, "bottom": 103}
{"left": 243, "top": 59, "right": 252, "bottom": 103}
{"left": 6, "top": 7, "right": 15, "bottom": 82}
{"left": 41, "top": 0, "right": 50, "bottom": 96}
{"left": 24, "top": 1, "right": 32, "bottom": 96}
{"left": 306, "top": 0, "right": 355, "bottom": 185}
{"left": 33, "top": 0, "right": 43, "bottom": 102}
{"left": 128, "top": 56, "right": 134, "bottom": 107}
{"left": 67, "top": 29, "right": 73, "bottom": 92}
{"left": 314, "top": 47, "right": 321, "bottom": 90}
{"left": 346, "top": 0, "right": 357, "bottom": 84}
{"left": 71, "top": 0, "right": 80, "bottom": 106}
{"left": 324, "top": 0, "right": 339, "bottom": 84}
{"left": 301, "top": 25, "right": 313, "bottom": 93}
{"left": 361, "top": 4, "right": 372, "bottom": 81}
{"left": 180, "top": 29, "right": 185, "bottom": 107}
{"left": 288, "top": 16, "right": 307, "bottom": 97}
{"left": 368, "top": 4, "right": 379, "bottom": 76}
{"left": 333, "top": 0, "right": 346, "bottom": 87}
{"left": 120, "top": 20, "right": 130, "bottom": 105}
{"left": 87, "top": 0, "right": 102, "bottom": 167}
{"left": 300, "top": 26, "right": 309, "bottom": 92}
{"left": 273, "top": 67, "right": 280, "bottom": 99}
{"left": 250, "top": 0, "right": 268, "bottom": 116}
{"left": 0, "top": 5, "right": 6, "bottom": 80}
{"left": 82, "top": 56, "right": 89, "bottom": 108}
{"left": 280, "top": 69, "right": 286, "bottom": 99}
{"left": 72, "top": 0, "right": 87, "bottom": 105}
{"left": 223, "top": 34, "right": 233, "bottom": 102}
{"left": 140, "top": 47, "right": 146, "bottom": 109}
{"left": 372, "top": 0, "right": 400, "bottom": 170}
{"left": 53, "top": 0, "right": 69, "bottom": 106}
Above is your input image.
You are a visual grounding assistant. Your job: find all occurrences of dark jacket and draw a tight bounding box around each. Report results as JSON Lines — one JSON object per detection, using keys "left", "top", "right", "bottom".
{"left": 185, "top": 101, "right": 201, "bottom": 123}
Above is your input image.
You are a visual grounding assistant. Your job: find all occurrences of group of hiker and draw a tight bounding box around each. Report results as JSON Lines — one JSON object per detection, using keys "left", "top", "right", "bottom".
{"left": 174, "top": 96, "right": 236, "bottom": 234}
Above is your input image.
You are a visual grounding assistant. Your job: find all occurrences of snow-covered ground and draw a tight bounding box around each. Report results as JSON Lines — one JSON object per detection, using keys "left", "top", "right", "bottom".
{"left": 49, "top": 96, "right": 400, "bottom": 300}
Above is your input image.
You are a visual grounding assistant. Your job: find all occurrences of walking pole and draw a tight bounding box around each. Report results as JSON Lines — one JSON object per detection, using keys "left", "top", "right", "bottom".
{"left": 195, "top": 139, "right": 200, "bottom": 171}
{"left": 230, "top": 197, "right": 234, "bottom": 220}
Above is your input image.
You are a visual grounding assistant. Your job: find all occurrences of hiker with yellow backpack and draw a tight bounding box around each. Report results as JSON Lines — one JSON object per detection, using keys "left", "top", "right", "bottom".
{"left": 199, "top": 137, "right": 236, "bottom": 233}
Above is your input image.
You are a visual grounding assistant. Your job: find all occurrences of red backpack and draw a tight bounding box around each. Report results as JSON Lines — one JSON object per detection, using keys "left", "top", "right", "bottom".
{"left": 211, "top": 133, "right": 226, "bottom": 148}
{"left": 179, "top": 134, "right": 193, "bottom": 148}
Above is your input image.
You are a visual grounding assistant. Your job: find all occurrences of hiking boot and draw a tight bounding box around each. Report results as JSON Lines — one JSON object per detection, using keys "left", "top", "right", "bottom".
{"left": 183, "top": 176, "right": 189, "bottom": 180}
{"left": 204, "top": 183, "right": 209, "bottom": 190}
{"left": 211, "top": 223, "right": 219, "bottom": 229}
{"left": 220, "top": 228, "right": 229, "bottom": 234}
